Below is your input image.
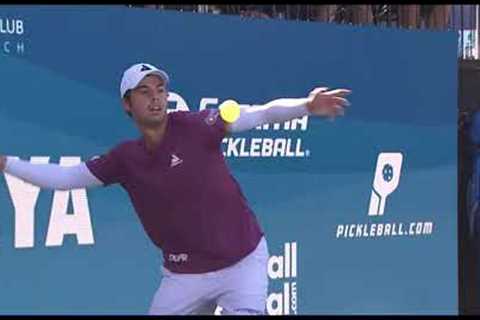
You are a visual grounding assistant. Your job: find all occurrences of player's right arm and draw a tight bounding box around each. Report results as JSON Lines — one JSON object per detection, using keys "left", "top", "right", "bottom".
{"left": 0, "top": 155, "right": 103, "bottom": 190}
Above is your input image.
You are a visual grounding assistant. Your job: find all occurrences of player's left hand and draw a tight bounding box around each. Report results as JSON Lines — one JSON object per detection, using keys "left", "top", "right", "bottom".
{"left": 306, "top": 87, "right": 351, "bottom": 119}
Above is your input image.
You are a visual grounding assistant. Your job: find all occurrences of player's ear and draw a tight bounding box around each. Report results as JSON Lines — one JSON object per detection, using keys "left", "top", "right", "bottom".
{"left": 122, "top": 91, "right": 133, "bottom": 118}
{"left": 122, "top": 98, "right": 131, "bottom": 111}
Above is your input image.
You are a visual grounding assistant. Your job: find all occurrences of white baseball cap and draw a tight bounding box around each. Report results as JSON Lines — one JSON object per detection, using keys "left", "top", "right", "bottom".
{"left": 120, "top": 63, "right": 170, "bottom": 98}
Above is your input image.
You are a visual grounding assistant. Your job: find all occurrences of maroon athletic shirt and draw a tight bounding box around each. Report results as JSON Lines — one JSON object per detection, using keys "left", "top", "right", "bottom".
{"left": 86, "top": 109, "right": 264, "bottom": 273}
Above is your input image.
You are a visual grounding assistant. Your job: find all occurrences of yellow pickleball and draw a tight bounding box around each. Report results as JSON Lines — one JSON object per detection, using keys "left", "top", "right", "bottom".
{"left": 219, "top": 99, "right": 241, "bottom": 124}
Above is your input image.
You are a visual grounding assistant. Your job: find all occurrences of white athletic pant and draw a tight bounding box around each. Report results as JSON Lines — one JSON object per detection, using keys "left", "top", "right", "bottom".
{"left": 149, "top": 237, "right": 269, "bottom": 315}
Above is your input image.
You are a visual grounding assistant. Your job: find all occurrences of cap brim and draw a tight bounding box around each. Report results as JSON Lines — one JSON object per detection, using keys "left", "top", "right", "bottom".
{"left": 145, "top": 69, "right": 170, "bottom": 84}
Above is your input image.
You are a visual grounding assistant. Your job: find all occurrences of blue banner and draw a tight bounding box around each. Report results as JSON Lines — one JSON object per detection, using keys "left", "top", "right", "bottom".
{"left": 0, "top": 5, "right": 457, "bottom": 315}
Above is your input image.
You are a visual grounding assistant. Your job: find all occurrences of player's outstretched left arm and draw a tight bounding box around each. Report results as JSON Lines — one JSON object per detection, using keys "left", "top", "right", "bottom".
{"left": 0, "top": 155, "right": 103, "bottom": 190}
{"left": 224, "top": 87, "right": 351, "bottom": 133}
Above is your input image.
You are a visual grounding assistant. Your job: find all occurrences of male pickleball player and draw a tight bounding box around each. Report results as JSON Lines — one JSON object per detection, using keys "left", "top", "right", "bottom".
{"left": 0, "top": 63, "right": 351, "bottom": 315}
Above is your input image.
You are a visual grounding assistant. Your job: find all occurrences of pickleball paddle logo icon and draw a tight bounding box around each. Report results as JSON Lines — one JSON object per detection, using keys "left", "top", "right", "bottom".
{"left": 368, "top": 152, "right": 403, "bottom": 216}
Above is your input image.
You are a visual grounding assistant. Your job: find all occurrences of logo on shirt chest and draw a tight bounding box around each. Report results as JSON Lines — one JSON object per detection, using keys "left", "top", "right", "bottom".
{"left": 204, "top": 109, "right": 219, "bottom": 126}
{"left": 168, "top": 253, "right": 188, "bottom": 263}
{"left": 170, "top": 154, "right": 183, "bottom": 168}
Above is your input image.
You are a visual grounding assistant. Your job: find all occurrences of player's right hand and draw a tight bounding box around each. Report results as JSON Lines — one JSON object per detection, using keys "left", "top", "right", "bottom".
{"left": 306, "top": 87, "right": 351, "bottom": 119}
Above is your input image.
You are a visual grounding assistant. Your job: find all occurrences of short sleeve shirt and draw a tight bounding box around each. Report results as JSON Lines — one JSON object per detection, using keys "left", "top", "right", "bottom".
{"left": 86, "top": 109, "right": 263, "bottom": 273}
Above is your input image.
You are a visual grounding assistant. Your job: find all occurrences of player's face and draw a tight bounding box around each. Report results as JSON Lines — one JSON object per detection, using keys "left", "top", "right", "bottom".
{"left": 123, "top": 75, "right": 169, "bottom": 127}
